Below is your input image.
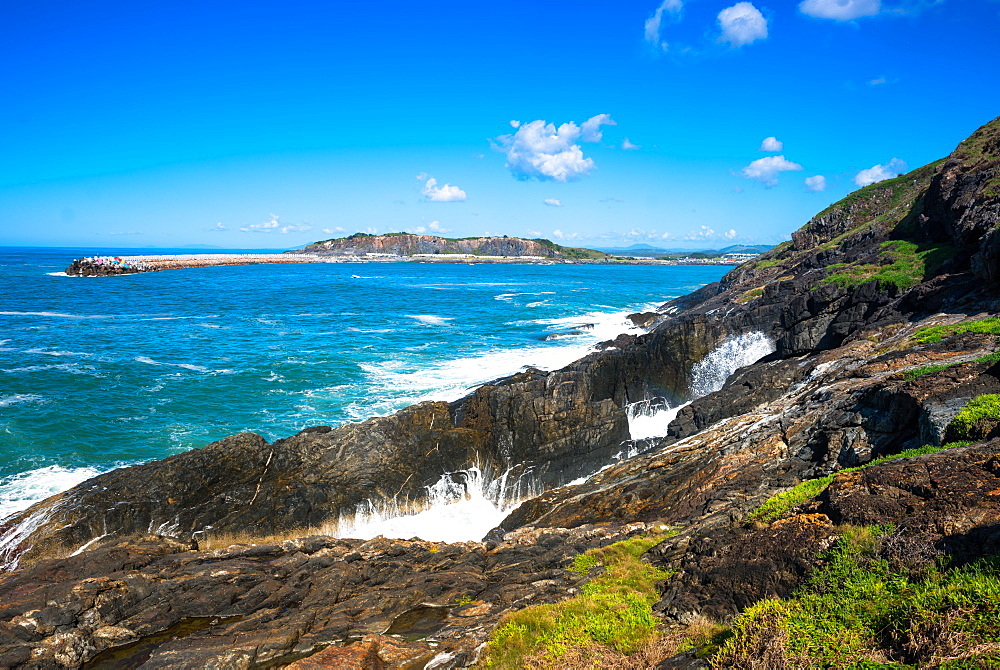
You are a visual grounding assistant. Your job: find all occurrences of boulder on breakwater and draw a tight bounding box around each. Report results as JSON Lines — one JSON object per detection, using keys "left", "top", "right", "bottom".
{"left": 65, "top": 256, "right": 155, "bottom": 276}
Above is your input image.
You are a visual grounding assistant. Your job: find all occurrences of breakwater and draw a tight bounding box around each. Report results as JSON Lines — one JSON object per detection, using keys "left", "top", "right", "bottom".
{"left": 64, "top": 252, "right": 742, "bottom": 276}
{"left": 64, "top": 253, "right": 327, "bottom": 275}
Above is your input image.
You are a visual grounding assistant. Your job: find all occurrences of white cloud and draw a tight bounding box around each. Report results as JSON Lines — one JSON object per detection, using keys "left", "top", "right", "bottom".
{"left": 580, "top": 113, "right": 616, "bottom": 143}
{"left": 240, "top": 214, "right": 281, "bottom": 233}
{"left": 724, "top": 229, "right": 738, "bottom": 239}
{"left": 805, "top": 175, "right": 827, "bottom": 192}
{"left": 420, "top": 176, "right": 467, "bottom": 202}
{"left": 238, "top": 214, "right": 312, "bottom": 235}
{"left": 527, "top": 230, "right": 542, "bottom": 237}
{"left": 759, "top": 136, "right": 783, "bottom": 152}
{"left": 208, "top": 222, "right": 227, "bottom": 232}
{"left": 510, "top": 120, "right": 521, "bottom": 128}
{"left": 684, "top": 225, "right": 716, "bottom": 241}
{"left": 622, "top": 137, "right": 641, "bottom": 150}
{"left": 645, "top": 0, "right": 683, "bottom": 51}
{"left": 854, "top": 158, "right": 907, "bottom": 186}
{"left": 718, "top": 2, "right": 768, "bottom": 47}
{"left": 410, "top": 226, "right": 427, "bottom": 234}
{"left": 869, "top": 77, "right": 887, "bottom": 86}
{"left": 799, "top": 0, "right": 880, "bottom": 21}
{"left": 428, "top": 221, "right": 451, "bottom": 233}
{"left": 741, "top": 155, "right": 804, "bottom": 186}
{"left": 492, "top": 114, "right": 614, "bottom": 182}
{"left": 544, "top": 198, "right": 563, "bottom": 207}
{"left": 552, "top": 229, "right": 582, "bottom": 241}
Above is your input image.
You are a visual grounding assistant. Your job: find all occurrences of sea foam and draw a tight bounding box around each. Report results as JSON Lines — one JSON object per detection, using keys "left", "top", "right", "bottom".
{"left": 0, "top": 464, "right": 104, "bottom": 520}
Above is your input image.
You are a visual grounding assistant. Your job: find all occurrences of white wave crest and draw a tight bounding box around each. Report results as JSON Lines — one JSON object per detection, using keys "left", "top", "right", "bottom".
{"left": 0, "top": 394, "right": 45, "bottom": 408}
{"left": 334, "top": 465, "right": 539, "bottom": 542}
{"left": 0, "top": 464, "right": 104, "bottom": 520}
{"left": 689, "top": 331, "right": 775, "bottom": 398}
{"left": 626, "top": 400, "right": 690, "bottom": 441}
{"left": 406, "top": 314, "right": 454, "bottom": 326}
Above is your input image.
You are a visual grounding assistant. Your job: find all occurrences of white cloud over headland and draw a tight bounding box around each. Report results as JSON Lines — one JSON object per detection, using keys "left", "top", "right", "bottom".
{"left": 760, "top": 136, "right": 783, "bottom": 151}
{"left": 805, "top": 175, "right": 828, "bottom": 192}
{"left": 417, "top": 175, "right": 467, "bottom": 202}
{"left": 741, "top": 155, "right": 803, "bottom": 186}
{"left": 854, "top": 158, "right": 906, "bottom": 186}
{"left": 544, "top": 199, "right": 563, "bottom": 207}
{"left": 492, "top": 114, "right": 615, "bottom": 182}
{"left": 799, "top": 0, "right": 880, "bottom": 20}
{"left": 428, "top": 221, "right": 451, "bottom": 233}
{"left": 718, "top": 2, "right": 768, "bottom": 47}
{"left": 645, "top": 0, "right": 683, "bottom": 50}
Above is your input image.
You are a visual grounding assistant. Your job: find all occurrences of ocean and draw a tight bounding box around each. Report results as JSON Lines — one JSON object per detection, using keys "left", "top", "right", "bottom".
{"left": 0, "top": 246, "right": 729, "bottom": 530}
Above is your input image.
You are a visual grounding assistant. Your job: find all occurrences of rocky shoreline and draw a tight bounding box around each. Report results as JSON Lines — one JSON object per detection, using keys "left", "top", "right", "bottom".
{"left": 4, "top": 115, "right": 1000, "bottom": 667}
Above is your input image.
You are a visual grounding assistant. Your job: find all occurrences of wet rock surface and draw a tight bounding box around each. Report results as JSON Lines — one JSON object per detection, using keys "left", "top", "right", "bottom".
{"left": 0, "top": 523, "right": 652, "bottom": 668}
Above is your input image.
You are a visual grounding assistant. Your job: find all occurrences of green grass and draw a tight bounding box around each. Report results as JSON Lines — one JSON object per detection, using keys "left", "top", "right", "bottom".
{"left": 903, "top": 351, "right": 1000, "bottom": 380}
{"left": 948, "top": 394, "right": 1000, "bottom": 441}
{"left": 755, "top": 259, "right": 779, "bottom": 270}
{"left": 482, "top": 533, "right": 673, "bottom": 668}
{"left": 912, "top": 317, "right": 1000, "bottom": 345}
{"left": 748, "top": 443, "right": 971, "bottom": 524}
{"left": 820, "top": 240, "right": 956, "bottom": 291}
{"left": 737, "top": 286, "right": 765, "bottom": 303}
{"left": 749, "top": 476, "right": 836, "bottom": 523}
{"left": 713, "top": 526, "right": 1000, "bottom": 667}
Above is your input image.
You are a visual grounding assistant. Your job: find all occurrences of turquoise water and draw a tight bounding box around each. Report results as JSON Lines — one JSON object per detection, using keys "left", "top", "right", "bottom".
{"left": 0, "top": 247, "right": 727, "bottom": 517}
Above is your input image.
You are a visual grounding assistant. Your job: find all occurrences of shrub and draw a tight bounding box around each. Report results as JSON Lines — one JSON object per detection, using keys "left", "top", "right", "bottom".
{"left": 948, "top": 394, "right": 1000, "bottom": 441}
{"left": 714, "top": 526, "right": 1000, "bottom": 667}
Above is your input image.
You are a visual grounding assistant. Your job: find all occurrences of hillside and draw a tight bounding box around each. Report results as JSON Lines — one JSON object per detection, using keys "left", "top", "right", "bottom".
{"left": 291, "top": 232, "right": 612, "bottom": 260}
{"left": 1, "top": 116, "right": 999, "bottom": 667}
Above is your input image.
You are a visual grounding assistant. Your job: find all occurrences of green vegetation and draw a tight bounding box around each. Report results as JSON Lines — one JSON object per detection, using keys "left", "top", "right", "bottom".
{"left": 820, "top": 239, "right": 955, "bottom": 291}
{"left": 714, "top": 525, "right": 1000, "bottom": 667}
{"left": 755, "top": 259, "right": 779, "bottom": 270}
{"left": 527, "top": 238, "right": 611, "bottom": 260}
{"left": 949, "top": 394, "right": 1000, "bottom": 441}
{"left": 737, "top": 287, "right": 765, "bottom": 303}
{"left": 748, "top": 475, "right": 836, "bottom": 524}
{"left": 904, "top": 352, "right": 1000, "bottom": 380}
{"left": 482, "top": 533, "right": 673, "bottom": 668}
{"left": 749, "top": 443, "right": 972, "bottom": 524}
{"left": 912, "top": 317, "right": 1000, "bottom": 344}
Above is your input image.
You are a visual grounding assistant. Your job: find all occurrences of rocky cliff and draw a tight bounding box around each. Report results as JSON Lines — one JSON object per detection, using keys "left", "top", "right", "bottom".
{"left": 290, "top": 233, "right": 612, "bottom": 260}
{"left": 2, "top": 116, "right": 1000, "bottom": 668}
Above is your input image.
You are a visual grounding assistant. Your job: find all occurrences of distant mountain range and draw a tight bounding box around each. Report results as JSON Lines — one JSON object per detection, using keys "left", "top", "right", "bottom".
{"left": 592, "top": 243, "right": 775, "bottom": 256}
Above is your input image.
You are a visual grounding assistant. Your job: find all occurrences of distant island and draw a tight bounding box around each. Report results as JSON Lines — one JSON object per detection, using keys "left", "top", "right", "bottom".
{"left": 288, "top": 232, "right": 613, "bottom": 260}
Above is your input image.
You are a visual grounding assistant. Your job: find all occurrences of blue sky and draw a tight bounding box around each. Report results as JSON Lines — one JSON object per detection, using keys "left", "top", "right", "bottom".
{"left": 2, "top": 0, "right": 998, "bottom": 249}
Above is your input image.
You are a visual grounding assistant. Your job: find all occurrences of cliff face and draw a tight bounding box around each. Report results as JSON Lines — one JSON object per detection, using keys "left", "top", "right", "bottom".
{"left": 291, "top": 233, "right": 611, "bottom": 259}
{"left": 2, "top": 117, "right": 1000, "bottom": 667}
